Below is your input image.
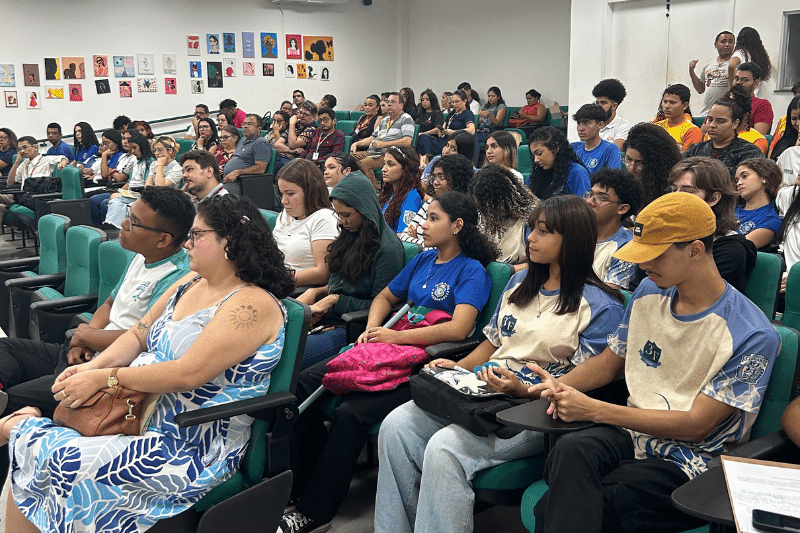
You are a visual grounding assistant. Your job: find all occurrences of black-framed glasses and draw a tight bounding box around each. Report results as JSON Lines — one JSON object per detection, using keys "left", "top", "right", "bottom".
{"left": 125, "top": 205, "right": 173, "bottom": 236}
{"left": 187, "top": 228, "right": 217, "bottom": 246}
{"left": 583, "top": 191, "right": 623, "bottom": 206}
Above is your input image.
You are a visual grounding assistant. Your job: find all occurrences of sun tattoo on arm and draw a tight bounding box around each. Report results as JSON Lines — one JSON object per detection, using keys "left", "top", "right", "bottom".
{"left": 230, "top": 305, "right": 259, "bottom": 329}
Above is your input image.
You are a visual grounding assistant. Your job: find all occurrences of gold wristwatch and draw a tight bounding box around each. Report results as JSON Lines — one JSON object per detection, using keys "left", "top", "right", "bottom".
{"left": 108, "top": 368, "right": 120, "bottom": 388}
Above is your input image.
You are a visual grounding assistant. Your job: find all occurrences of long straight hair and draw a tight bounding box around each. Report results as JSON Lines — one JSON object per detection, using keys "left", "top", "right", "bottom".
{"left": 771, "top": 96, "right": 800, "bottom": 161}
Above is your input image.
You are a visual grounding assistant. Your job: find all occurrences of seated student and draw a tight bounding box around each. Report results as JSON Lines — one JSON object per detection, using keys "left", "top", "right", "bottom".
{"left": 222, "top": 114, "right": 271, "bottom": 193}
{"left": 94, "top": 130, "right": 136, "bottom": 188}
{"left": 415, "top": 89, "right": 445, "bottom": 141}
{"left": 280, "top": 100, "right": 294, "bottom": 115}
{"left": 421, "top": 130, "right": 476, "bottom": 183}
{"left": 684, "top": 90, "right": 766, "bottom": 179}
{"left": 652, "top": 84, "right": 702, "bottom": 153}
{"left": 184, "top": 104, "right": 209, "bottom": 140}
{"left": 441, "top": 91, "right": 454, "bottom": 116}
{"left": 219, "top": 97, "right": 247, "bottom": 127}
{"left": 401, "top": 87, "right": 418, "bottom": 121}
{"left": 131, "top": 120, "right": 155, "bottom": 144}
{"left": 0, "top": 128, "right": 17, "bottom": 180}
{"left": 471, "top": 164, "right": 539, "bottom": 271}
{"left": 458, "top": 82, "right": 481, "bottom": 115}
{"left": 90, "top": 133, "right": 154, "bottom": 225}
{"left": 318, "top": 93, "right": 337, "bottom": 111}
{"left": 527, "top": 126, "right": 591, "bottom": 200}
{"left": 352, "top": 95, "right": 382, "bottom": 143}
{"left": 769, "top": 95, "right": 800, "bottom": 164}
{"left": 570, "top": 103, "right": 624, "bottom": 175}
{"left": 380, "top": 146, "right": 425, "bottom": 235}
{"left": 476, "top": 86, "right": 508, "bottom": 144}
{"left": 80, "top": 130, "right": 125, "bottom": 184}
{"left": 300, "top": 108, "right": 345, "bottom": 168}
{"left": 297, "top": 172, "right": 405, "bottom": 368}
{"left": 622, "top": 123, "right": 683, "bottom": 206}
{"left": 215, "top": 125, "right": 240, "bottom": 169}
{"left": 45, "top": 122, "right": 75, "bottom": 161}
{"left": 700, "top": 85, "right": 769, "bottom": 155}
{"left": 484, "top": 130, "right": 525, "bottom": 182}
{"left": 273, "top": 159, "right": 340, "bottom": 287}
{"left": 191, "top": 117, "right": 220, "bottom": 154}
{"left": 587, "top": 168, "right": 644, "bottom": 290}
{"left": 777, "top": 171, "right": 800, "bottom": 292}
{"left": 70, "top": 121, "right": 99, "bottom": 169}
{"left": 375, "top": 195, "right": 625, "bottom": 533}
{"left": 771, "top": 82, "right": 800, "bottom": 140}
{"left": 403, "top": 154, "right": 474, "bottom": 247}
{"left": 180, "top": 149, "right": 229, "bottom": 203}
{"left": 3, "top": 136, "right": 65, "bottom": 213}
{"left": 735, "top": 158, "right": 782, "bottom": 250}
{"left": 782, "top": 396, "right": 800, "bottom": 449}
{"left": 593, "top": 78, "right": 632, "bottom": 150}
{"left": 416, "top": 89, "right": 475, "bottom": 159}
{"left": 734, "top": 62, "right": 773, "bottom": 136}
{"left": 532, "top": 192, "right": 781, "bottom": 533}
{"left": 275, "top": 101, "right": 320, "bottom": 171}
{"left": 265, "top": 110, "right": 290, "bottom": 147}
{"left": 282, "top": 191, "right": 496, "bottom": 533}
{"left": 112, "top": 115, "right": 131, "bottom": 133}
{"left": 322, "top": 151, "right": 358, "bottom": 192}
{"left": 509, "top": 89, "right": 547, "bottom": 129}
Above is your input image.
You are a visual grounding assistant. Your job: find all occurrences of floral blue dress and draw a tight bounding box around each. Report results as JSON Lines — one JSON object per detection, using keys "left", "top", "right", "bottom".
{"left": 9, "top": 279, "right": 286, "bottom": 533}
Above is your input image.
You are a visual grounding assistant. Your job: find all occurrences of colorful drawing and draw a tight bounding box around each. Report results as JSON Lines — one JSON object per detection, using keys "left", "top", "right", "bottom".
{"left": 223, "top": 58, "right": 235, "bottom": 77}
{"left": 191, "top": 79, "right": 204, "bottom": 94}
{"left": 261, "top": 32, "right": 278, "bottom": 58}
{"left": 243, "top": 62, "right": 255, "bottom": 76}
{"left": 113, "top": 56, "right": 135, "bottom": 78}
{"left": 223, "top": 33, "right": 236, "bottom": 53}
{"left": 0, "top": 64, "right": 15, "bottom": 87}
{"left": 119, "top": 81, "right": 132, "bottom": 98}
{"left": 68, "top": 84, "right": 82, "bottom": 101}
{"left": 263, "top": 64, "right": 274, "bottom": 77}
{"left": 46, "top": 86, "right": 63, "bottom": 99}
{"left": 296, "top": 63, "right": 307, "bottom": 80}
{"left": 137, "top": 54, "right": 154, "bottom": 75}
{"left": 93, "top": 55, "right": 108, "bottom": 77}
{"left": 61, "top": 57, "right": 86, "bottom": 79}
{"left": 95, "top": 79, "right": 111, "bottom": 94}
{"left": 44, "top": 58, "right": 60, "bottom": 80}
{"left": 286, "top": 34, "right": 302, "bottom": 60}
{"left": 187, "top": 35, "right": 201, "bottom": 56}
{"left": 285, "top": 63, "right": 295, "bottom": 78}
{"left": 207, "top": 34, "right": 220, "bottom": 54}
{"left": 190, "top": 61, "right": 202, "bottom": 78}
{"left": 23, "top": 64, "right": 40, "bottom": 87}
{"left": 321, "top": 67, "right": 330, "bottom": 81}
{"left": 242, "top": 32, "right": 255, "bottom": 58}
{"left": 5, "top": 91, "right": 18, "bottom": 108}
{"left": 307, "top": 65, "right": 317, "bottom": 80}
{"left": 27, "top": 91, "right": 40, "bottom": 109}
{"left": 137, "top": 78, "right": 157, "bottom": 92}
{"left": 165, "top": 78, "right": 177, "bottom": 94}
{"left": 163, "top": 54, "right": 177, "bottom": 75}
{"left": 302, "top": 36, "right": 334, "bottom": 61}
{"left": 207, "top": 62, "right": 223, "bottom": 88}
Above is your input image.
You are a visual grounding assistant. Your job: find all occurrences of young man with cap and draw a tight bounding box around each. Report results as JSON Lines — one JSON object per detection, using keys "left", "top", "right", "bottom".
{"left": 531, "top": 192, "right": 781, "bottom": 533}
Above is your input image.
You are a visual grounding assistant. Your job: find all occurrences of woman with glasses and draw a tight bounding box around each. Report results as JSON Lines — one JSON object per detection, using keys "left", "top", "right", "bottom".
{"left": 265, "top": 111, "right": 290, "bottom": 147}
{"left": 380, "top": 146, "right": 426, "bottom": 235}
{"left": 416, "top": 89, "right": 476, "bottom": 159}
{"left": 191, "top": 117, "right": 220, "bottom": 155}
{"left": 216, "top": 125, "right": 241, "bottom": 169}
{"left": 3, "top": 193, "right": 295, "bottom": 533}
{"left": 297, "top": 171, "right": 405, "bottom": 368}
{"left": 622, "top": 123, "right": 683, "bottom": 206}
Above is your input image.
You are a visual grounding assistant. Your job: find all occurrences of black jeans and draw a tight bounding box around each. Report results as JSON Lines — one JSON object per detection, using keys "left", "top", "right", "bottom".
{"left": 533, "top": 425, "right": 705, "bottom": 533}
{"left": 291, "top": 355, "right": 412, "bottom": 524}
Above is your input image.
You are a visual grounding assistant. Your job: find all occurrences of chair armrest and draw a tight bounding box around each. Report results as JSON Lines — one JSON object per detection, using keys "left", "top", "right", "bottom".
{"left": 30, "top": 192, "right": 62, "bottom": 200}
{"left": 174, "top": 391, "right": 297, "bottom": 427}
{"left": 6, "top": 273, "right": 65, "bottom": 290}
{"left": 425, "top": 334, "right": 483, "bottom": 360}
{"left": 0, "top": 257, "right": 40, "bottom": 271}
{"left": 340, "top": 309, "right": 370, "bottom": 324}
{"left": 706, "top": 430, "right": 792, "bottom": 469}
{"left": 30, "top": 294, "right": 98, "bottom": 313}
{"left": 496, "top": 398, "right": 594, "bottom": 435}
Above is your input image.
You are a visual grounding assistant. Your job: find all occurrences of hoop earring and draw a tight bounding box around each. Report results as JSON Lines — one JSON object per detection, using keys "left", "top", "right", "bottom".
{"left": 224, "top": 251, "right": 230, "bottom": 260}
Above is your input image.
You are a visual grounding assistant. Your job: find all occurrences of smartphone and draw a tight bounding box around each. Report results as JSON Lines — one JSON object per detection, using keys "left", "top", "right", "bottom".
{"left": 753, "top": 509, "right": 800, "bottom": 533}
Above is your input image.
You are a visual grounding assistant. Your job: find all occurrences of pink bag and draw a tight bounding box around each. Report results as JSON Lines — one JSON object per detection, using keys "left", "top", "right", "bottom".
{"left": 322, "top": 309, "right": 452, "bottom": 394}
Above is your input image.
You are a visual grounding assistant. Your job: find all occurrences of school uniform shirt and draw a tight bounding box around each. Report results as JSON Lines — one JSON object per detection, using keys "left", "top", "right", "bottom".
{"left": 653, "top": 116, "right": 702, "bottom": 152}
{"left": 0, "top": 147, "right": 16, "bottom": 178}
{"left": 777, "top": 147, "right": 800, "bottom": 187}
{"left": 145, "top": 159, "right": 182, "bottom": 186}
{"left": 735, "top": 204, "right": 781, "bottom": 244}
{"left": 495, "top": 219, "right": 529, "bottom": 266}
{"left": 599, "top": 115, "right": 632, "bottom": 144}
{"left": 46, "top": 142, "right": 75, "bottom": 161}
{"left": 565, "top": 161, "right": 591, "bottom": 198}
{"left": 570, "top": 139, "right": 623, "bottom": 175}
{"left": 387, "top": 249, "right": 491, "bottom": 316}
{"left": 594, "top": 226, "right": 635, "bottom": 289}
{"left": 608, "top": 279, "right": 781, "bottom": 479}
{"left": 272, "top": 208, "right": 340, "bottom": 272}
{"left": 74, "top": 145, "right": 99, "bottom": 167}
{"left": 382, "top": 188, "right": 423, "bottom": 233}
{"left": 483, "top": 270, "right": 624, "bottom": 384}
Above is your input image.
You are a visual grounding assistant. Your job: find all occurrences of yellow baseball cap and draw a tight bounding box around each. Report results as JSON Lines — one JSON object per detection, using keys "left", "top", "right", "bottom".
{"left": 613, "top": 192, "right": 716, "bottom": 264}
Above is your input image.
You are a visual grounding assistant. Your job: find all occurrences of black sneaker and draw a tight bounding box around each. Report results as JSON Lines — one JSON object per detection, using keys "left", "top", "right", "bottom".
{"left": 278, "top": 511, "right": 330, "bottom": 533}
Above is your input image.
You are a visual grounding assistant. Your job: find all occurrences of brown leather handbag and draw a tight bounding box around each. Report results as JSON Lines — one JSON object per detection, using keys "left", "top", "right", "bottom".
{"left": 53, "top": 368, "right": 156, "bottom": 437}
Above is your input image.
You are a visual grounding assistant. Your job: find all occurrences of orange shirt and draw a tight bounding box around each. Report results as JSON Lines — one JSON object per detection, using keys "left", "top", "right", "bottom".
{"left": 653, "top": 116, "right": 702, "bottom": 152}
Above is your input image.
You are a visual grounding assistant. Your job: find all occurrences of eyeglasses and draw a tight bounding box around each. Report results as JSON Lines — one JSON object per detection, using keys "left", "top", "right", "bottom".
{"left": 241, "top": 121, "right": 257, "bottom": 127}
{"left": 431, "top": 172, "right": 448, "bottom": 184}
{"left": 623, "top": 156, "right": 644, "bottom": 171}
{"left": 220, "top": 135, "right": 234, "bottom": 141}
{"left": 125, "top": 205, "right": 173, "bottom": 236}
{"left": 665, "top": 184, "right": 699, "bottom": 194}
{"left": 187, "top": 228, "right": 218, "bottom": 246}
{"left": 583, "top": 191, "right": 623, "bottom": 206}
{"left": 298, "top": 111, "right": 313, "bottom": 118}
{"left": 335, "top": 211, "right": 356, "bottom": 222}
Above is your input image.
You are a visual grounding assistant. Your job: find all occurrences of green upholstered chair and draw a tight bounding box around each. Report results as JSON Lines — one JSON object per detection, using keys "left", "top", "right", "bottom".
{"left": 351, "top": 111, "right": 365, "bottom": 122}
{"left": 260, "top": 209, "right": 279, "bottom": 229}
{"left": 334, "top": 110, "right": 350, "bottom": 121}
{"left": 517, "top": 145, "right": 532, "bottom": 175}
{"left": 335, "top": 120, "right": 356, "bottom": 134}
{"left": 692, "top": 116, "right": 706, "bottom": 128}
{"left": 177, "top": 139, "right": 194, "bottom": 156}
{"left": 744, "top": 252, "right": 784, "bottom": 320}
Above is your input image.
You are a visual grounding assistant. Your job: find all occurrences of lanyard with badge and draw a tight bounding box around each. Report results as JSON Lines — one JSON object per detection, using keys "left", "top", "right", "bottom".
{"left": 312, "top": 132, "right": 333, "bottom": 161}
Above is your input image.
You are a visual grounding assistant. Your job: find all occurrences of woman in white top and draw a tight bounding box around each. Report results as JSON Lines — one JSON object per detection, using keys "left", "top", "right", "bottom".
{"left": 144, "top": 136, "right": 183, "bottom": 187}
{"left": 273, "top": 159, "right": 340, "bottom": 287}
{"left": 484, "top": 130, "right": 524, "bottom": 183}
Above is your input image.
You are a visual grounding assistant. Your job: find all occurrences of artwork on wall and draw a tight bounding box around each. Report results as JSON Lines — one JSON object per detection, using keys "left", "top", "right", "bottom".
{"left": 93, "top": 55, "right": 108, "bottom": 77}
{"left": 61, "top": 57, "right": 86, "bottom": 79}
{"left": 113, "top": 56, "right": 135, "bottom": 78}
{"left": 44, "top": 58, "right": 60, "bottom": 80}
{"left": 207, "top": 62, "right": 223, "bottom": 88}
{"left": 137, "top": 78, "right": 157, "bottom": 92}
{"left": 27, "top": 91, "right": 40, "bottom": 109}
{"left": 321, "top": 66, "right": 330, "bottom": 81}
{"left": 137, "top": 54, "right": 154, "bottom": 75}
{"left": 187, "top": 35, "right": 201, "bottom": 56}
{"left": 119, "top": 81, "right": 132, "bottom": 98}
{"left": 285, "top": 63, "right": 295, "bottom": 78}
{"left": 243, "top": 62, "right": 255, "bottom": 76}
{"left": 23, "top": 64, "right": 39, "bottom": 86}
{"left": 95, "top": 79, "right": 111, "bottom": 94}
{"left": 261, "top": 33, "right": 278, "bottom": 58}
{"left": 223, "top": 33, "right": 236, "bottom": 53}
{"left": 302, "top": 36, "right": 334, "bottom": 61}
{"left": 224, "top": 58, "right": 235, "bottom": 77}
{"left": 165, "top": 78, "right": 177, "bottom": 94}
{"left": 5, "top": 91, "right": 18, "bottom": 108}
{"left": 207, "top": 34, "right": 220, "bottom": 54}
{"left": 163, "top": 54, "right": 177, "bottom": 75}
{"left": 46, "top": 86, "right": 63, "bottom": 99}
{"left": 68, "top": 84, "right": 82, "bottom": 102}
{"left": 286, "top": 34, "right": 302, "bottom": 60}
{"left": 190, "top": 61, "right": 202, "bottom": 78}
{"left": 296, "top": 63, "right": 307, "bottom": 80}
{"left": 191, "top": 79, "right": 204, "bottom": 94}
{"left": 242, "top": 32, "right": 255, "bottom": 58}
{"left": 263, "top": 64, "right": 274, "bottom": 77}
{"left": 307, "top": 65, "right": 318, "bottom": 80}
{"left": 0, "top": 64, "right": 15, "bottom": 86}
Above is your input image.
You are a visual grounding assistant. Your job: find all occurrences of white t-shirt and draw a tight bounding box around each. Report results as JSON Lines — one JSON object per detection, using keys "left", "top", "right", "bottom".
{"left": 272, "top": 208, "right": 340, "bottom": 271}
{"left": 698, "top": 58, "right": 731, "bottom": 116}
{"left": 13, "top": 155, "right": 63, "bottom": 187}
{"left": 777, "top": 147, "right": 800, "bottom": 187}
{"left": 468, "top": 99, "right": 480, "bottom": 115}
{"left": 145, "top": 159, "right": 183, "bottom": 187}
{"left": 599, "top": 115, "right": 632, "bottom": 144}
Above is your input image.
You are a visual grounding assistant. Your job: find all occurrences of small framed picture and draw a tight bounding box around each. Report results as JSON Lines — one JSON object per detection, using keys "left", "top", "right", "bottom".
{"left": 5, "top": 91, "right": 18, "bottom": 108}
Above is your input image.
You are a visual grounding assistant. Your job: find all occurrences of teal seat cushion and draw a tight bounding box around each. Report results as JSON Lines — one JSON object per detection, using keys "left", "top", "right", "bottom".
{"left": 37, "top": 286, "right": 65, "bottom": 301}
{"left": 193, "top": 472, "right": 244, "bottom": 512}
{"left": 473, "top": 456, "right": 545, "bottom": 491}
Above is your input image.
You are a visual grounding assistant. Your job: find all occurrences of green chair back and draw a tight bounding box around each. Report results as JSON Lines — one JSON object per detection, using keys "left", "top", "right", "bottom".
{"left": 63, "top": 226, "right": 105, "bottom": 297}
{"left": 334, "top": 110, "right": 350, "bottom": 121}
{"left": 351, "top": 111, "right": 365, "bottom": 122}
{"left": 744, "top": 252, "right": 784, "bottom": 320}
{"left": 783, "top": 262, "right": 800, "bottom": 331}
{"left": 343, "top": 136, "right": 351, "bottom": 155}
{"left": 336, "top": 120, "right": 356, "bottom": 134}
{"left": 517, "top": 145, "right": 532, "bottom": 175}
{"left": 477, "top": 262, "right": 513, "bottom": 332}
{"left": 402, "top": 242, "right": 421, "bottom": 265}
{"left": 97, "top": 241, "right": 135, "bottom": 304}
{"left": 412, "top": 124, "right": 420, "bottom": 147}
{"left": 37, "top": 214, "right": 70, "bottom": 276}
{"left": 693, "top": 116, "right": 706, "bottom": 128}
{"left": 266, "top": 148, "right": 277, "bottom": 175}
{"left": 59, "top": 166, "right": 84, "bottom": 200}
{"left": 176, "top": 139, "right": 194, "bottom": 156}
{"left": 260, "top": 209, "right": 278, "bottom": 229}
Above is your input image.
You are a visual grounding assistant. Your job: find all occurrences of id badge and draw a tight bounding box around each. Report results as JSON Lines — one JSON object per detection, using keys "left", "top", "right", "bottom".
{"left": 312, "top": 152, "right": 319, "bottom": 161}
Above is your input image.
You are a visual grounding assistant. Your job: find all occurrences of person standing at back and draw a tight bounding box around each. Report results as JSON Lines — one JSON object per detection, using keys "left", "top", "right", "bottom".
{"left": 689, "top": 31, "right": 736, "bottom": 117}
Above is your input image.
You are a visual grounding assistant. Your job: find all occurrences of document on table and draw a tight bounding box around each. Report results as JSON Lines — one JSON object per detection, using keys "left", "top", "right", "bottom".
{"left": 722, "top": 456, "right": 800, "bottom": 533}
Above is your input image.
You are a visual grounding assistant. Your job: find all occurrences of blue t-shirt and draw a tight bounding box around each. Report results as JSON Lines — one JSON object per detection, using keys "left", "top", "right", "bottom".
{"left": 46, "top": 142, "right": 75, "bottom": 161}
{"left": 107, "top": 150, "right": 124, "bottom": 171}
{"left": 387, "top": 249, "right": 491, "bottom": 315}
{"left": 736, "top": 204, "right": 781, "bottom": 244}
{"left": 382, "top": 188, "right": 423, "bottom": 233}
{"left": 570, "top": 139, "right": 623, "bottom": 175}
{"left": 0, "top": 147, "right": 16, "bottom": 178}
{"left": 75, "top": 144, "right": 99, "bottom": 167}
{"left": 446, "top": 110, "right": 475, "bottom": 131}
{"left": 565, "top": 161, "right": 591, "bottom": 197}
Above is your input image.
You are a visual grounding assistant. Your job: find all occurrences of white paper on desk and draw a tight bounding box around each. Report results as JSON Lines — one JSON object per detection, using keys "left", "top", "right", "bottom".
{"left": 721, "top": 456, "right": 800, "bottom": 533}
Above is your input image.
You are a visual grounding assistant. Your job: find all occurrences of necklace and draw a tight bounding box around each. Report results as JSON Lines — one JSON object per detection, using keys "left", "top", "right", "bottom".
{"left": 422, "top": 260, "right": 439, "bottom": 289}
{"left": 536, "top": 291, "right": 554, "bottom": 318}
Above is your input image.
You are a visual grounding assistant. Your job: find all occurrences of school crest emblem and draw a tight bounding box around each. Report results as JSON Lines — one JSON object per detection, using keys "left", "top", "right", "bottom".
{"left": 639, "top": 340, "right": 662, "bottom": 368}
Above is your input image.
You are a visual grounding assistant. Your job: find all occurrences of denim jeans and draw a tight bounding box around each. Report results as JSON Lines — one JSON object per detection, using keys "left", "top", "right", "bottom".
{"left": 375, "top": 400, "right": 544, "bottom": 533}
{"left": 301, "top": 326, "right": 347, "bottom": 370}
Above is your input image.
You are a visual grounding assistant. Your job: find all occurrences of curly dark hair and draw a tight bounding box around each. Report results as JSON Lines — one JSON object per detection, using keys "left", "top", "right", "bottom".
{"left": 139, "top": 186, "right": 195, "bottom": 248}
{"left": 197, "top": 195, "right": 294, "bottom": 298}
{"left": 771, "top": 95, "right": 800, "bottom": 161}
{"left": 379, "top": 146, "right": 425, "bottom": 229}
{"left": 592, "top": 79, "right": 627, "bottom": 105}
{"left": 736, "top": 29, "right": 772, "bottom": 80}
{"left": 527, "top": 126, "right": 586, "bottom": 199}
{"left": 669, "top": 157, "right": 739, "bottom": 237}
{"left": 508, "top": 195, "right": 623, "bottom": 312}
{"left": 661, "top": 84, "right": 693, "bottom": 118}
{"left": 73, "top": 122, "right": 99, "bottom": 150}
{"left": 433, "top": 192, "right": 499, "bottom": 266}
{"left": 572, "top": 103, "right": 608, "bottom": 124}
{"left": 590, "top": 168, "right": 644, "bottom": 219}
{"left": 0, "top": 128, "right": 17, "bottom": 149}
{"left": 714, "top": 85, "right": 751, "bottom": 127}
{"left": 470, "top": 165, "right": 538, "bottom": 242}
{"left": 427, "top": 154, "right": 473, "bottom": 196}
{"left": 325, "top": 198, "right": 381, "bottom": 285}
{"left": 622, "top": 123, "right": 682, "bottom": 205}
